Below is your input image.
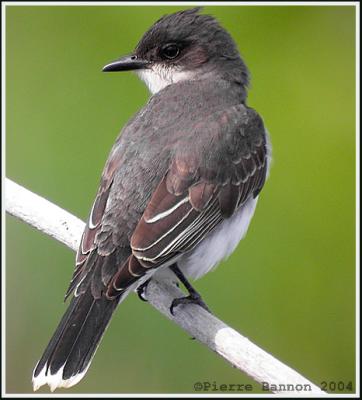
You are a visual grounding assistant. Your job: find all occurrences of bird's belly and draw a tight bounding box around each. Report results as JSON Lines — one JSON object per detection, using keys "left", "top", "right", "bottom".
{"left": 177, "top": 196, "right": 259, "bottom": 280}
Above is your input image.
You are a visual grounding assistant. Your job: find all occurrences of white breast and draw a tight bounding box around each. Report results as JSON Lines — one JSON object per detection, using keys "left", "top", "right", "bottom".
{"left": 177, "top": 196, "right": 259, "bottom": 280}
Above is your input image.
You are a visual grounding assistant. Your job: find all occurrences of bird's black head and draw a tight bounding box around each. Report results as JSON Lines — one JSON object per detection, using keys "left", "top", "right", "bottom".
{"left": 103, "top": 8, "right": 249, "bottom": 94}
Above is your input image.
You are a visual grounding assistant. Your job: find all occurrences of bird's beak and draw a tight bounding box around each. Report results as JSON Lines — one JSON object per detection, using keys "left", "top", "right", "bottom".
{"left": 102, "top": 55, "right": 150, "bottom": 72}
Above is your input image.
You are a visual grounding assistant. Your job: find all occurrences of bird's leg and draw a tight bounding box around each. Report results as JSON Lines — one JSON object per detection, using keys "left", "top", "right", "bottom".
{"left": 169, "top": 264, "right": 211, "bottom": 315}
{"left": 136, "top": 278, "right": 151, "bottom": 302}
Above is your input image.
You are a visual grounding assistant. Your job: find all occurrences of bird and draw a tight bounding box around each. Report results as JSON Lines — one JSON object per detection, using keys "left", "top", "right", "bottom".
{"left": 32, "top": 7, "right": 271, "bottom": 391}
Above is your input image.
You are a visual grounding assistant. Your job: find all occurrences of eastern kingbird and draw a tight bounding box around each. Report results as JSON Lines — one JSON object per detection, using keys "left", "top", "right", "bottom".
{"left": 32, "top": 7, "right": 270, "bottom": 391}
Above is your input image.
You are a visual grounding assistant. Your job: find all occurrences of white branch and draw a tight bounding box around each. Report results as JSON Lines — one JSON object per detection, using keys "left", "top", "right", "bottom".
{"left": 5, "top": 179, "right": 83, "bottom": 252}
{"left": 5, "top": 177, "right": 325, "bottom": 395}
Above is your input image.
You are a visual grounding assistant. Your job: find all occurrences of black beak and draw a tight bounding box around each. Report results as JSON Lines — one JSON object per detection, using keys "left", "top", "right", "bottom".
{"left": 102, "top": 55, "right": 150, "bottom": 72}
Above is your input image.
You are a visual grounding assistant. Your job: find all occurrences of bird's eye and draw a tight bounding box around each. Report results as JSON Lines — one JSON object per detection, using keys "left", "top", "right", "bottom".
{"left": 161, "top": 44, "right": 180, "bottom": 60}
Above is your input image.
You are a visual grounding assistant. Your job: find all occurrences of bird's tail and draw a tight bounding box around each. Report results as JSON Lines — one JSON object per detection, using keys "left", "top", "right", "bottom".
{"left": 32, "top": 289, "right": 120, "bottom": 391}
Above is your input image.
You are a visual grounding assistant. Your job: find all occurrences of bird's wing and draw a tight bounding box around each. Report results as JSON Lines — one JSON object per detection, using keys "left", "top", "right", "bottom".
{"left": 64, "top": 146, "right": 125, "bottom": 299}
{"left": 106, "top": 104, "right": 268, "bottom": 298}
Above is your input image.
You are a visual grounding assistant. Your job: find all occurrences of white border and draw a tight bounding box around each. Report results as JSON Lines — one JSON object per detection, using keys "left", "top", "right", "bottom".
{"left": 2, "top": 1, "right": 360, "bottom": 398}
{"left": 355, "top": 1, "right": 360, "bottom": 398}
{"left": 1, "top": 1, "right": 360, "bottom": 6}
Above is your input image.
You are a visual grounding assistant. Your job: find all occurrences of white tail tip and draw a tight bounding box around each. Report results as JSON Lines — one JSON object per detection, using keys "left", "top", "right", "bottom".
{"left": 32, "top": 362, "right": 89, "bottom": 392}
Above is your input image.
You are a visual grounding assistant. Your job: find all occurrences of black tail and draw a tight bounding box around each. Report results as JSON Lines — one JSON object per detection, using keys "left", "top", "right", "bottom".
{"left": 32, "top": 289, "right": 119, "bottom": 391}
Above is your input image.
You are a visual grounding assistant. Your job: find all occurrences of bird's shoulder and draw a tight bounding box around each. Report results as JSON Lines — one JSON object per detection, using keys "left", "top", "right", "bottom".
{"left": 171, "top": 102, "right": 267, "bottom": 188}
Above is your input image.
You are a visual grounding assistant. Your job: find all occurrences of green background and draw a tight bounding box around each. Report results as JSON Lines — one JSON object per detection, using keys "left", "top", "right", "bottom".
{"left": 5, "top": 5, "right": 356, "bottom": 395}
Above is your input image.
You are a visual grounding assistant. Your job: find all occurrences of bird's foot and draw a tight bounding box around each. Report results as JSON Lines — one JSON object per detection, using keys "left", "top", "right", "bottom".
{"left": 136, "top": 278, "right": 151, "bottom": 302}
{"left": 170, "top": 292, "right": 211, "bottom": 315}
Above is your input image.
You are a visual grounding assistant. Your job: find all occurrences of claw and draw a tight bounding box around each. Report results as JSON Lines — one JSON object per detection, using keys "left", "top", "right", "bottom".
{"left": 136, "top": 279, "right": 151, "bottom": 302}
{"left": 170, "top": 293, "right": 211, "bottom": 315}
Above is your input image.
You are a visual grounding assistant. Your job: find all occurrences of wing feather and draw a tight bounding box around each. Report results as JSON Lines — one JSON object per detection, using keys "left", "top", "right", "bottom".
{"left": 65, "top": 149, "right": 124, "bottom": 300}
{"left": 130, "top": 106, "right": 268, "bottom": 272}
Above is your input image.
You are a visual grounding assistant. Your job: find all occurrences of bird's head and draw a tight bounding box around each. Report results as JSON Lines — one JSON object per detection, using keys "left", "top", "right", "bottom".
{"left": 103, "top": 8, "right": 249, "bottom": 94}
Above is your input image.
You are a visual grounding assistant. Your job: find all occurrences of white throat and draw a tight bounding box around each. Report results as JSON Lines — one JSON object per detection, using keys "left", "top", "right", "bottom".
{"left": 137, "top": 65, "right": 195, "bottom": 94}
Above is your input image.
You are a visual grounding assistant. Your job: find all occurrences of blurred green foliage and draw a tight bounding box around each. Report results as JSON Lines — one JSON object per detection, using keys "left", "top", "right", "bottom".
{"left": 6, "top": 5, "right": 356, "bottom": 394}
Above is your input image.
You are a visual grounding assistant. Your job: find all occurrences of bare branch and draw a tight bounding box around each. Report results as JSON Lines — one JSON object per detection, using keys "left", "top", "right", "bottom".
{"left": 5, "top": 177, "right": 324, "bottom": 395}
{"left": 5, "top": 179, "right": 83, "bottom": 251}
